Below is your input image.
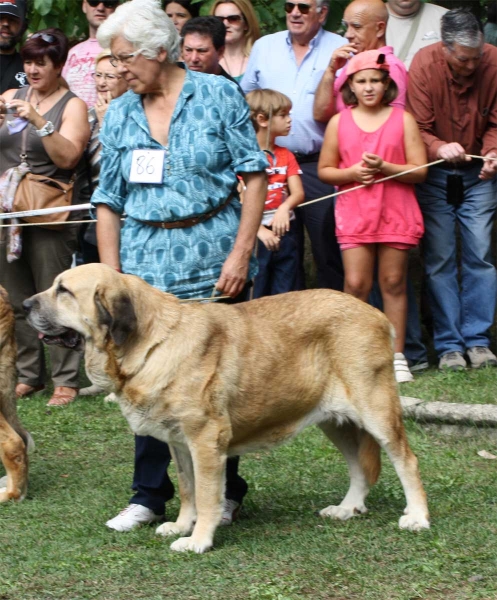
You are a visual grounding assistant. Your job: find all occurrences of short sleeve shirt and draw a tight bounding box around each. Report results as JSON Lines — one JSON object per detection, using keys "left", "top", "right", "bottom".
{"left": 91, "top": 69, "right": 269, "bottom": 299}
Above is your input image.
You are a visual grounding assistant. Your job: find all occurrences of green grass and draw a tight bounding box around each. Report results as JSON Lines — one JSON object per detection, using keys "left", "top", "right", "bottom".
{"left": 402, "top": 367, "right": 497, "bottom": 405}
{"left": 1, "top": 382, "right": 497, "bottom": 600}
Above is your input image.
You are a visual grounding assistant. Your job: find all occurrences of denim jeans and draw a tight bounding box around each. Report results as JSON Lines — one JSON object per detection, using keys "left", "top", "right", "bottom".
{"left": 253, "top": 220, "right": 299, "bottom": 298}
{"left": 415, "top": 164, "right": 497, "bottom": 357}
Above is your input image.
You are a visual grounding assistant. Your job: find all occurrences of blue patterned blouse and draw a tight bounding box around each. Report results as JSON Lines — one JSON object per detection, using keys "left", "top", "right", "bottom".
{"left": 91, "top": 69, "right": 268, "bottom": 298}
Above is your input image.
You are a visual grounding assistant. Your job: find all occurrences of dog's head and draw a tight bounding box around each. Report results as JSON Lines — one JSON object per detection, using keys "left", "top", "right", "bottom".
{"left": 23, "top": 264, "right": 138, "bottom": 350}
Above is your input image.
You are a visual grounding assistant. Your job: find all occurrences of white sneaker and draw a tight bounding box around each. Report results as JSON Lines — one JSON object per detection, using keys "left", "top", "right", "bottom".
{"left": 394, "top": 353, "right": 414, "bottom": 383}
{"left": 105, "top": 504, "right": 163, "bottom": 532}
{"left": 221, "top": 499, "right": 241, "bottom": 526}
{"left": 466, "top": 346, "right": 497, "bottom": 369}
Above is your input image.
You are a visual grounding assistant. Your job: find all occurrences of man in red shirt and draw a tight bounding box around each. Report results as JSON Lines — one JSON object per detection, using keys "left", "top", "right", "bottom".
{"left": 407, "top": 8, "right": 497, "bottom": 371}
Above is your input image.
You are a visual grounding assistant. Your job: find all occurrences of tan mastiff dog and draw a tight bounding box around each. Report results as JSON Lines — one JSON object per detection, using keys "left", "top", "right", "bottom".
{"left": 0, "top": 286, "right": 31, "bottom": 502}
{"left": 24, "top": 264, "right": 429, "bottom": 552}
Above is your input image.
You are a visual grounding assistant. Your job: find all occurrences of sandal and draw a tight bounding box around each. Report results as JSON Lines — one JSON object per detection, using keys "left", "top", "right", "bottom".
{"left": 16, "top": 383, "right": 45, "bottom": 399}
{"left": 47, "top": 386, "right": 78, "bottom": 407}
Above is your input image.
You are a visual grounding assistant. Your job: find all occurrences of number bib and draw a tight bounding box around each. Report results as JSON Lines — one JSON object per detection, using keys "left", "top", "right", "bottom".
{"left": 129, "top": 149, "right": 165, "bottom": 184}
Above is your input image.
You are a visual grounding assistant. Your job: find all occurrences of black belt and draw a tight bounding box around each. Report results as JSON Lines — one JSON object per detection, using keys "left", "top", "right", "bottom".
{"left": 293, "top": 151, "right": 321, "bottom": 164}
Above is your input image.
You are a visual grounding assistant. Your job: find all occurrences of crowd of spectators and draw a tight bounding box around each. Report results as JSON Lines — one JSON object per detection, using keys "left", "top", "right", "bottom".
{"left": 0, "top": 0, "right": 497, "bottom": 529}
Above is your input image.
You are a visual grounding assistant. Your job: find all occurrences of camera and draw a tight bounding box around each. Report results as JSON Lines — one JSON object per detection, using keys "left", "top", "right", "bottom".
{"left": 3, "top": 104, "right": 17, "bottom": 115}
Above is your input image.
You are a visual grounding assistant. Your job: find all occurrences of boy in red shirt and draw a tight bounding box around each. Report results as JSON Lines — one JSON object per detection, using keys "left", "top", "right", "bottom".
{"left": 246, "top": 89, "right": 305, "bottom": 297}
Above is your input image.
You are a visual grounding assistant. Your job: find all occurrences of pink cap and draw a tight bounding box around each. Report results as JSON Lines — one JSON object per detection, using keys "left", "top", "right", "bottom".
{"left": 345, "top": 49, "right": 390, "bottom": 78}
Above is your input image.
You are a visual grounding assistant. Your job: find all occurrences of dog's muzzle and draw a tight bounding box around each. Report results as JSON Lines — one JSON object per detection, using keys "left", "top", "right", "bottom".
{"left": 23, "top": 297, "right": 82, "bottom": 350}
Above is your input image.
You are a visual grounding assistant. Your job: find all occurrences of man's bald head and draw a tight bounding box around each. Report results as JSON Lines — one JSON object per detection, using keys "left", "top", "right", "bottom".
{"left": 342, "top": 0, "right": 388, "bottom": 53}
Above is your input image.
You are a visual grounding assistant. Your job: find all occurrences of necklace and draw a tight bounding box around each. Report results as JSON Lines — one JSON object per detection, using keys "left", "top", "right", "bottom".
{"left": 33, "top": 85, "right": 60, "bottom": 113}
{"left": 223, "top": 53, "right": 247, "bottom": 78}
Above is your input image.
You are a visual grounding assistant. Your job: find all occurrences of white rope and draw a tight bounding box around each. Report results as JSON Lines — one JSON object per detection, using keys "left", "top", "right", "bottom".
{"left": 0, "top": 202, "right": 91, "bottom": 221}
{"left": 0, "top": 154, "right": 495, "bottom": 228}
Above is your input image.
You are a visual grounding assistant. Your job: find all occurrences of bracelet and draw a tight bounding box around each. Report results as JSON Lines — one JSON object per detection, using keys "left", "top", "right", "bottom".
{"left": 35, "top": 120, "right": 55, "bottom": 137}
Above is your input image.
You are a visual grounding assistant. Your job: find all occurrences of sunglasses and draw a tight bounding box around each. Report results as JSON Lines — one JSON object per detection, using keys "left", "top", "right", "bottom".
{"left": 86, "top": 0, "right": 119, "bottom": 8}
{"left": 215, "top": 14, "right": 244, "bottom": 24}
{"left": 30, "top": 33, "right": 55, "bottom": 43}
{"left": 284, "top": 2, "right": 314, "bottom": 15}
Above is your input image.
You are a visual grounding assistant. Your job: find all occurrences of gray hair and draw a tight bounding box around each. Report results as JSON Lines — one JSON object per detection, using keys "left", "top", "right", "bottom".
{"left": 441, "top": 8, "right": 483, "bottom": 49}
{"left": 316, "top": 0, "right": 330, "bottom": 9}
{"left": 97, "top": 0, "right": 181, "bottom": 64}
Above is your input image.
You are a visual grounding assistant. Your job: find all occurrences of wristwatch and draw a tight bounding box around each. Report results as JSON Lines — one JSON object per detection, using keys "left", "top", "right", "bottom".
{"left": 35, "top": 120, "right": 55, "bottom": 137}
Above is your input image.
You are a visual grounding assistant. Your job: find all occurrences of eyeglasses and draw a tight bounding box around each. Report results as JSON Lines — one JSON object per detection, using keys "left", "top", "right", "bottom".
{"left": 86, "top": 0, "right": 119, "bottom": 8}
{"left": 284, "top": 2, "right": 314, "bottom": 15}
{"left": 215, "top": 14, "right": 244, "bottom": 24}
{"left": 30, "top": 33, "right": 55, "bottom": 43}
{"left": 109, "top": 49, "right": 143, "bottom": 67}
{"left": 92, "top": 72, "right": 122, "bottom": 81}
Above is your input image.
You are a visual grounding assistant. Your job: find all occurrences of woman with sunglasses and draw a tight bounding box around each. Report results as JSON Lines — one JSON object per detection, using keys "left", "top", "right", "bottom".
{"left": 92, "top": 0, "right": 268, "bottom": 536}
{"left": 0, "top": 28, "right": 90, "bottom": 406}
{"left": 164, "top": 0, "right": 199, "bottom": 34}
{"left": 210, "top": 0, "right": 260, "bottom": 82}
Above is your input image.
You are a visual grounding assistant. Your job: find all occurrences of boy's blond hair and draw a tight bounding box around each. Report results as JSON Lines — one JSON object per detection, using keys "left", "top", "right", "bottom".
{"left": 246, "top": 89, "right": 292, "bottom": 132}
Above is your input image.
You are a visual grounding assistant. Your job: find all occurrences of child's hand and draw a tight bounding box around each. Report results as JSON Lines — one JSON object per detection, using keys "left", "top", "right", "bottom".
{"left": 257, "top": 226, "right": 280, "bottom": 252}
{"left": 362, "top": 152, "right": 383, "bottom": 170}
{"left": 269, "top": 204, "right": 291, "bottom": 237}
{"left": 350, "top": 161, "right": 378, "bottom": 185}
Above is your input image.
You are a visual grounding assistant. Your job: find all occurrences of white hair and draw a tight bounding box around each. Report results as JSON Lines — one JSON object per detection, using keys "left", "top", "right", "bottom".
{"left": 97, "top": 0, "right": 181, "bottom": 64}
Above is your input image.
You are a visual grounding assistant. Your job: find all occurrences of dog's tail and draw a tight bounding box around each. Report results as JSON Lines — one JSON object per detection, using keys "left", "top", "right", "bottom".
{"left": 358, "top": 430, "right": 381, "bottom": 486}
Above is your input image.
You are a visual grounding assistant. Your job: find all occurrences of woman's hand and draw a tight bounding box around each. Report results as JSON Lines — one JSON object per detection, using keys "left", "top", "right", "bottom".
{"left": 349, "top": 160, "right": 378, "bottom": 185}
{"left": 215, "top": 246, "right": 251, "bottom": 298}
{"left": 257, "top": 225, "right": 281, "bottom": 252}
{"left": 0, "top": 96, "right": 7, "bottom": 127}
{"left": 95, "top": 91, "right": 112, "bottom": 125}
{"left": 270, "top": 203, "right": 291, "bottom": 238}
{"left": 6, "top": 99, "right": 42, "bottom": 127}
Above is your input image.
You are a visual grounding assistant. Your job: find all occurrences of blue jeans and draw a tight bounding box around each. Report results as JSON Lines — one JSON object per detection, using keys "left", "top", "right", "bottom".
{"left": 416, "top": 164, "right": 497, "bottom": 357}
{"left": 253, "top": 220, "right": 299, "bottom": 298}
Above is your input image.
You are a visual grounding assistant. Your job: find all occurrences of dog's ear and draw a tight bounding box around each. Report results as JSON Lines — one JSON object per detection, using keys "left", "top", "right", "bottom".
{"left": 95, "top": 290, "right": 137, "bottom": 346}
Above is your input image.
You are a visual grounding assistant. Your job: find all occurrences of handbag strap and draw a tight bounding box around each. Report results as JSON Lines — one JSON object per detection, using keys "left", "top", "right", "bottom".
{"left": 397, "top": 3, "right": 424, "bottom": 63}
{"left": 20, "top": 86, "right": 33, "bottom": 164}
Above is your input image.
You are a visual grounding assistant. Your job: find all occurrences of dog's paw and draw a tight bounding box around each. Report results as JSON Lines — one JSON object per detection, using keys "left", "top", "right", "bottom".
{"left": 170, "top": 536, "right": 212, "bottom": 554}
{"left": 156, "top": 522, "right": 183, "bottom": 537}
{"left": 319, "top": 504, "right": 367, "bottom": 521}
{"left": 156, "top": 521, "right": 194, "bottom": 537}
{"left": 399, "top": 511, "right": 430, "bottom": 531}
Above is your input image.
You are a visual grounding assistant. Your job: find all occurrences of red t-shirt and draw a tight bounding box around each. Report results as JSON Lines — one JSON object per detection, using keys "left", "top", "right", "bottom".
{"left": 264, "top": 145, "right": 302, "bottom": 216}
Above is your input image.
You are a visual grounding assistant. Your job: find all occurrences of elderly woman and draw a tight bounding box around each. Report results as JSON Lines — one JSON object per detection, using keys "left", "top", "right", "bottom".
{"left": 93, "top": 0, "right": 268, "bottom": 531}
{"left": 0, "top": 28, "right": 89, "bottom": 407}
{"left": 210, "top": 0, "right": 260, "bottom": 82}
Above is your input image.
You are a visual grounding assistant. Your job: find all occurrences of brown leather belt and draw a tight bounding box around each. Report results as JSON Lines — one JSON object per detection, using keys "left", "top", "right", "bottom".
{"left": 138, "top": 193, "right": 235, "bottom": 229}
